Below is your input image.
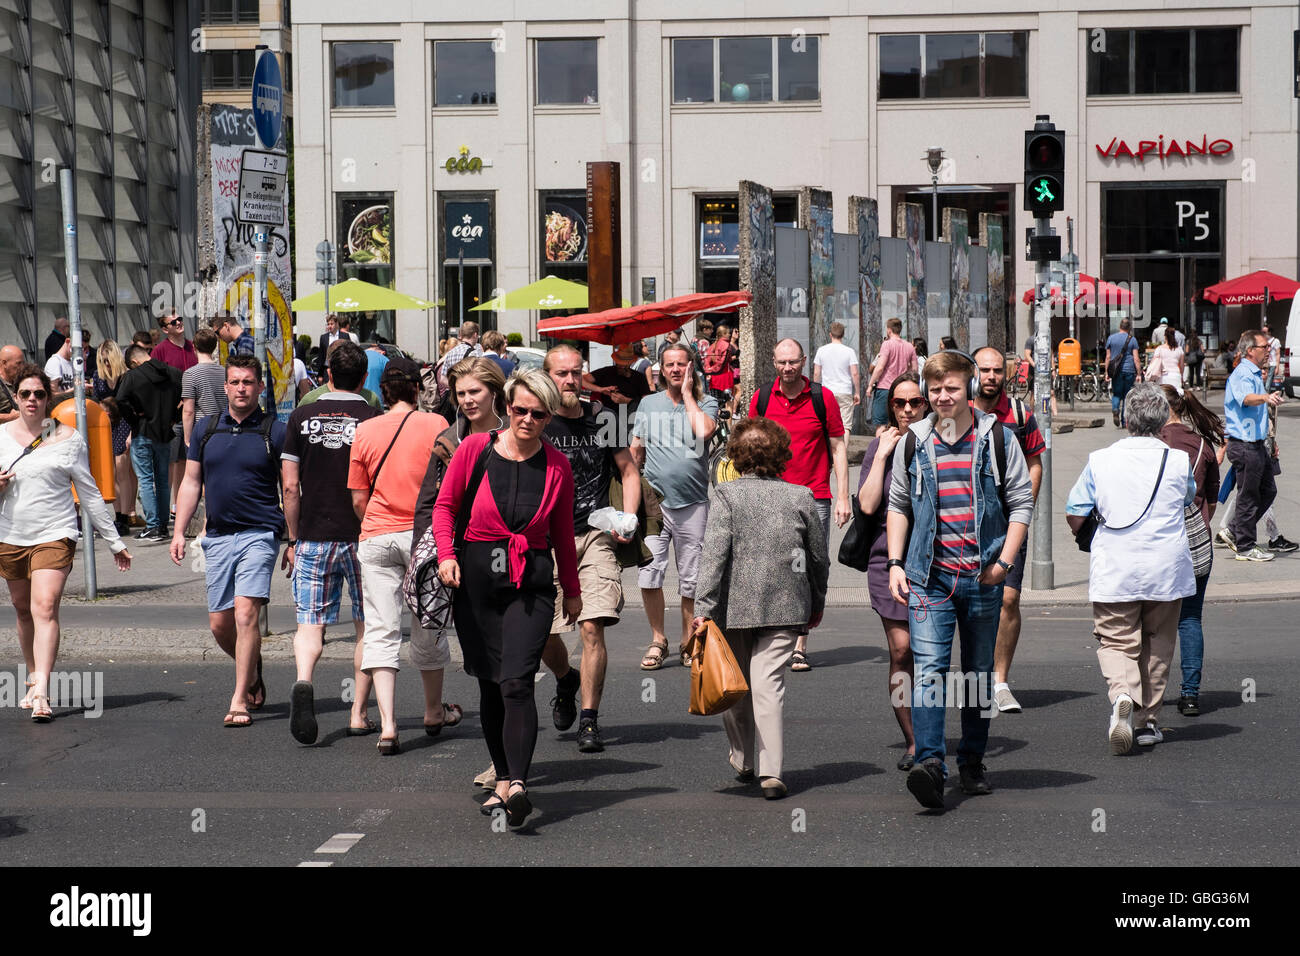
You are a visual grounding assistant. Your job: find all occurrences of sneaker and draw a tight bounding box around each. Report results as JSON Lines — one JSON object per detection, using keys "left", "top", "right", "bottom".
{"left": 1214, "top": 528, "right": 1236, "bottom": 551}
{"left": 906, "top": 758, "right": 946, "bottom": 810}
{"left": 550, "top": 674, "right": 579, "bottom": 731}
{"left": 760, "top": 777, "right": 788, "bottom": 800}
{"left": 993, "top": 684, "right": 1022, "bottom": 714}
{"left": 134, "top": 527, "right": 166, "bottom": 543}
{"left": 1235, "top": 546, "right": 1275, "bottom": 562}
{"left": 958, "top": 762, "right": 993, "bottom": 796}
{"left": 1112, "top": 410, "right": 1120, "bottom": 427}
{"left": 577, "top": 718, "right": 604, "bottom": 753}
{"left": 1109, "top": 694, "right": 1134, "bottom": 755}
{"left": 1135, "top": 721, "right": 1163, "bottom": 747}
{"left": 1268, "top": 535, "right": 1299, "bottom": 553}
{"left": 1177, "top": 695, "right": 1200, "bottom": 717}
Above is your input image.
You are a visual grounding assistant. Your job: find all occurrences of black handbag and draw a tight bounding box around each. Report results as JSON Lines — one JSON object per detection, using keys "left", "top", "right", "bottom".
{"left": 1106, "top": 334, "right": 1133, "bottom": 379}
{"left": 1075, "top": 449, "right": 1168, "bottom": 552}
{"left": 837, "top": 493, "right": 879, "bottom": 571}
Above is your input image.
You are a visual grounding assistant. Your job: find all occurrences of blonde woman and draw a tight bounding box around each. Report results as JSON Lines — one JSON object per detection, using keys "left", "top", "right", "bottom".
{"left": 93, "top": 340, "right": 137, "bottom": 534}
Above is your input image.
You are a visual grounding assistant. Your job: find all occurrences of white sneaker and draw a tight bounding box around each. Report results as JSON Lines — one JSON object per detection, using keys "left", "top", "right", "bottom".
{"left": 1108, "top": 695, "right": 1134, "bottom": 755}
{"left": 1214, "top": 528, "right": 1236, "bottom": 551}
{"left": 1136, "top": 721, "right": 1163, "bottom": 747}
{"left": 1234, "top": 546, "right": 1275, "bottom": 562}
{"left": 993, "top": 683, "right": 1022, "bottom": 714}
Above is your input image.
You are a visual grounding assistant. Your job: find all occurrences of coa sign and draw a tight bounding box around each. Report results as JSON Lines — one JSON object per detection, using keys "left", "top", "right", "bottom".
{"left": 444, "top": 201, "right": 491, "bottom": 261}
{"left": 445, "top": 144, "right": 484, "bottom": 173}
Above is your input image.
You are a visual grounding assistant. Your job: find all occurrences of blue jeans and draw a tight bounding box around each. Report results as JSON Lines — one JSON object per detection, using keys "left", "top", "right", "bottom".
{"left": 1177, "top": 572, "right": 1209, "bottom": 697}
{"left": 870, "top": 387, "right": 888, "bottom": 427}
{"left": 908, "top": 567, "right": 1003, "bottom": 772}
{"left": 129, "top": 435, "right": 171, "bottom": 531}
{"left": 1111, "top": 369, "right": 1135, "bottom": 422}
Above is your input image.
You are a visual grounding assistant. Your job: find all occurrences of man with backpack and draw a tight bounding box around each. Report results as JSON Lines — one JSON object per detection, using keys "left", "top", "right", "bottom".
{"left": 972, "top": 347, "right": 1045, "bottom": 714}
{"left": 170, "top": 354, "right": 288, "bottom": 728}
{"left": 748, "top": 338, "right": 849, "bottom": 671}
{"left": 885, "top": 349, "right": 1034, "bottom": 810}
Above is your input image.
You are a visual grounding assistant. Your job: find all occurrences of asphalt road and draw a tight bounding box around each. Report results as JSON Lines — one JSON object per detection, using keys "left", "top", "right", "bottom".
{"left": 1, "top": 602, "right": 1295, "bottom": 867}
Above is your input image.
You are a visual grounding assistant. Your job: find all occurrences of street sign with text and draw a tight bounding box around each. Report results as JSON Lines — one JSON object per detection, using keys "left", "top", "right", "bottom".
{"left": 236, "top": 148, "right": 287, "bottom": 225}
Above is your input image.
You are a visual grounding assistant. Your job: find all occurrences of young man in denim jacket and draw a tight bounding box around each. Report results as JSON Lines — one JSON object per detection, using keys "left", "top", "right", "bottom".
{"left": 886, "top": 350, "right": 1034, "bottom": 811}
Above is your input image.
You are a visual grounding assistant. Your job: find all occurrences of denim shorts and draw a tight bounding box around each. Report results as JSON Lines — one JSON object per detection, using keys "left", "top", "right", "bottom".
{"left": 292, "top": 539, "right": 364, "bottom": 625}
{"left": 202, "top": 529, "right": 279, "bottom": 612}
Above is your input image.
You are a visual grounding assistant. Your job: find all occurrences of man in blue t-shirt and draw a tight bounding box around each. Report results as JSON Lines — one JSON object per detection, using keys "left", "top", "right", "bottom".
{"left": 363, "top": 345, "right": 389, "bottom": 403}
{"left": 170, "top": 354, "right": 288, "bottom": 729}
{"left": 1104, "top": 317, "right": 1142, "bottom": 428}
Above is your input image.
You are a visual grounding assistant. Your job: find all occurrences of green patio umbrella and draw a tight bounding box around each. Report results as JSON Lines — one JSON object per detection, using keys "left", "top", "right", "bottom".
{"left": 290, "top": 277, "right": 432, "bottom": 312}
{"left": 471, "top": 275, "right": 629, "bottom": 311}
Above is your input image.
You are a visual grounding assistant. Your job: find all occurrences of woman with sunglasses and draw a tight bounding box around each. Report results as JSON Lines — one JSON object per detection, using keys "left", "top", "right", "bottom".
{"left": 435, "top": 369, "right": 581, "bottom": 828}
{"left": 0, "top": 365, "right": 131, "bottom": 722}
{"left": 856, "top": 371, "right": 927, "bottom": 770}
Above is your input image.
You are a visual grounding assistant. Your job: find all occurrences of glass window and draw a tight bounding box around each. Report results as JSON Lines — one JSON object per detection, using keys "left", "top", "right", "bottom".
{"left": 924, "top": 34, "right": 979, "bottom": 98}
{"left": 1086, "top": 28, "right": 1131, "bottom": 95}
{"left": 673, "top": 38, "right": 714, "bottom": 103}
{"left": 777, "top": 35, "right": 818, "bottom": 101}
{"left": 332, "top": 41, "right": 394, "bottom": 108}
{"left": 537, "top": 39, "right": 597, "bottom": 104}
{"left": 201, "top": 0, "right": 259, "bottom": 24}
{"left": 434, "top": 40, "right": 496, "bottom": 106}
{"left": 699, "top": 197, "right": 739, "bottom": 259}
{"left": 719, "top": 37, "right": 773, "bottom": 102}
{"left": 202, "top": 49, "right": 255, "bottom": 90}
{"left": 983, "top": 32, "right": 1026, "bottom": 97}
{"left": 1135, "top": 29, "right": 1189, "bottom": 95}
{"left": 879, "top": 35, "right": 921, "bottom": 99}
{"left": 1194, "top": 28, "right": 1237, "bottom": 93}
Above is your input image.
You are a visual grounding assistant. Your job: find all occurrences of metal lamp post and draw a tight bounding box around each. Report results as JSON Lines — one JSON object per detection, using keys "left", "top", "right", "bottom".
{"left": 926, "top": 147, "right": 945, "bottom": 241}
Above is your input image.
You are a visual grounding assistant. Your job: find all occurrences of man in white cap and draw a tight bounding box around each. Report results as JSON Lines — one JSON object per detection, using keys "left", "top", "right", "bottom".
{"left": 1151, "top": 317, "right": 1184, "bottom": 350}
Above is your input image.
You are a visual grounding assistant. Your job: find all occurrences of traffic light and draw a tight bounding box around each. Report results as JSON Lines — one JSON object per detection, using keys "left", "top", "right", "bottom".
{"left": 1024, "top": 118, "right": 1065, "bottom": 218}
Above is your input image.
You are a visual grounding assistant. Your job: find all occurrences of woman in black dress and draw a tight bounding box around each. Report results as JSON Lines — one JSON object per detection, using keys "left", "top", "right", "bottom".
{"left": 434, "top": 369, "right": 581, "bottom": 828}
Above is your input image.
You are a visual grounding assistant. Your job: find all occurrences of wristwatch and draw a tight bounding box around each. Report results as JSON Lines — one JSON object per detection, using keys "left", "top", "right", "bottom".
{"left": 996, "top": 559, "right": 1014, "bottom": 572}
{"left": 886, "top": 558, "right": 905, "bottom": 570}
{"left": 287, "top": 539, "right": 298, "bottom": 548}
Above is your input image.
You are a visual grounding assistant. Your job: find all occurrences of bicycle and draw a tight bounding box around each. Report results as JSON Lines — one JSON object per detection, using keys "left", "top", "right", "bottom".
{"left": 1006, "top": 358, "right": 1032, "bottom": 400}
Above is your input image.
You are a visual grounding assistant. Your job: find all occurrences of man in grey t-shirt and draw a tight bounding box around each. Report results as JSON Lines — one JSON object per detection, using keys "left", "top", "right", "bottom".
{"left": 629, "top": 343, "right": 718, "bottom": 670}
{"left": 180, "top": 328, "right": 229, "bottom": 448}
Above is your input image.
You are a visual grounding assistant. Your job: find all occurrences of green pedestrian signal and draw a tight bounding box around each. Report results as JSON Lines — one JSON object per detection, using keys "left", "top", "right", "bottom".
{"left": 1024, "top": 120, "right": 1066, "bottom": 217}
{"left": 1033, "top": 179, "right": 1055, "bottom": 203}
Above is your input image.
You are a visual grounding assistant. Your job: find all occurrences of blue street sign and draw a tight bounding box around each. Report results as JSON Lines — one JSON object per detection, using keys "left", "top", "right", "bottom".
{"left": 252, "top": 49, "right": 283, "bottom": 150}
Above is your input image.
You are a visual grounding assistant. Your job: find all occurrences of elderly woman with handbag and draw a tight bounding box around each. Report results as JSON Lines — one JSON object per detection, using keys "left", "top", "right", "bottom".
{"left": 1066, "top": 384, "right": 1198, "bottom": 755}
{"left": 692, "top": 417, "right": 830, "bottom": 800}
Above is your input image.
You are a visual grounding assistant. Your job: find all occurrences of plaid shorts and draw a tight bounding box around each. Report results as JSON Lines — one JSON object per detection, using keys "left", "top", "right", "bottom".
{"left": 292, "top": 539, "right": 364, "bottom": 625}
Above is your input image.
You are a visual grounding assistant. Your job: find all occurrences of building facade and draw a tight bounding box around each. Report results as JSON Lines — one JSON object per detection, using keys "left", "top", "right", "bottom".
{"left": 290, "top": 1, "right": 1298, "bottom": 360}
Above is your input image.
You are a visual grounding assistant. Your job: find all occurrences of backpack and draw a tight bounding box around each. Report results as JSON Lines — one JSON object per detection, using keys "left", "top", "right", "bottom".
{"left": 903, "top": 418, "right": 1010, "bottom": 515}
{"left": 197, "top": 412, "right": 277, "bottom": 470}
{"left": 756, "top": 381, "right": 831, "bottom": 461}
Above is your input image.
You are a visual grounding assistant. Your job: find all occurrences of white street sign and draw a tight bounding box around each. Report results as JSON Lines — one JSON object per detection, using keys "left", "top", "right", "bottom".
{"left": 236, "top": 148, "right": 287, "bottom": 225}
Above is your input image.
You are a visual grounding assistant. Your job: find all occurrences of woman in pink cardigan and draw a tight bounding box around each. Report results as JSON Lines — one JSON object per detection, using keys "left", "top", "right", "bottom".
{"left": 435, "top": 369, "right": 581, "bottom": 828}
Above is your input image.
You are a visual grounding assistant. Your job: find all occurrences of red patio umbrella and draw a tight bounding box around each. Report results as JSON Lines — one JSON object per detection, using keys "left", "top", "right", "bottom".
{"left": 1202, "top": 270, "right": 1300, "bottom": 305}
{"left": 1075, "top": 273, "right": 1133, "bottom": 305}
{"left": 537, "top": 290, "right": 753, "bottom": 345}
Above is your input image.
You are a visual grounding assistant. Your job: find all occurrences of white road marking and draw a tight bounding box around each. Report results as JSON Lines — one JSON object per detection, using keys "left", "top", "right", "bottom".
{"left": 297, "top": 861, "right": 333, "bottom": 867}
{"left": 314, "top": 832, "right": 365, "bottom": 854}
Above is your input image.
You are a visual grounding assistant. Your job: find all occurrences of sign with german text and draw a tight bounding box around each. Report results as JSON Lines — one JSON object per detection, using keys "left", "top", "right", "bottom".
{"left": 236, "top": 149, "right": 287, "bottom": 225}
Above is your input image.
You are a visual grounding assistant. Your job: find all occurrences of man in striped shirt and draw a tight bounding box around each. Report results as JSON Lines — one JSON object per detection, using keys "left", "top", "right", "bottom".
{"left": 886, "top": 350, "right": 1034, "bottom": 811}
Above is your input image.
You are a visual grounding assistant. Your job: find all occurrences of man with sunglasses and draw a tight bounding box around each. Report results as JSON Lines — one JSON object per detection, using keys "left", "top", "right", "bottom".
{"left": 972, "top": 346, "right": 1045, "bottom": 714}
{"left": 1223, "top": 330, "right": 1286, "bottom": 562}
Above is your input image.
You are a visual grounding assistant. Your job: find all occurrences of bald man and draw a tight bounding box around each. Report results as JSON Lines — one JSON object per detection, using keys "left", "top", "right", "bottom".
{"left": 0, "top": 344, "right": 25, "bottom": 422}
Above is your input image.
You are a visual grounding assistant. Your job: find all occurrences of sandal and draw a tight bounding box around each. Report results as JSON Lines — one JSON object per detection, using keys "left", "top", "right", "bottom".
{"left": 246, "top": 656, "right": 266, "bottom": 711}
{"left": 347, "top": 718, "right": 377, "bottom": 737}
{"left": 506, "top": 782, "right": 532, "bottom": 828}
{"left": 680, "top": 645, "right": 692, "bottom": 668}
{"left": 425, "top": 702, "right": 464, "bottom": 737}
{"left": 789, "top": 651, "right": 812, "bottom": 672}
{"left": 377, "top": 736, "right": 400, "bottom": 756}
{"left": 640, "top": 641, "right": 669, "bottom": 671}
{"left": 223, "top": 710, "right": 251, "bottom": 728}
{"left": 19, "top": 677, "right": 36, "bottom": 710}
{"left": 480, "top": 793, "right": 507, "bottom": 816}
{"left": 30, "top": 694, "right": 53, "bottom": 723}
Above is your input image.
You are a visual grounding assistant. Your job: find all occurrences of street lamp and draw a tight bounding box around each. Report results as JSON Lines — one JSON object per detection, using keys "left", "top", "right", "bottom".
{"left": 925, "top": 147, "right": 945, "bottom": 241}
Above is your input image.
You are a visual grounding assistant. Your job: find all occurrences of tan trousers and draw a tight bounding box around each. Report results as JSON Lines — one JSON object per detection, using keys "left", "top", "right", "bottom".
{"left": 722, "top": 626, "right": 799, "bottom": 781}
{"left": 1092, "top": 599, "right": 1181, "bottom": 727}
{"left": 834, "top": 392, "right": 856, "bottom": 434}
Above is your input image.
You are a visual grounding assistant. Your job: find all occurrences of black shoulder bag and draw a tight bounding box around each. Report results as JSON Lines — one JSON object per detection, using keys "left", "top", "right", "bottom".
{"left": 1075, "top": 449, "right": 1168, "bottom": 552}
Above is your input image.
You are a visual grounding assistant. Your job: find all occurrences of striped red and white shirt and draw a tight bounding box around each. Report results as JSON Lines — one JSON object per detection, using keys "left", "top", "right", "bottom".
{"left": 932, "top": 425, "right": 980, "bottom": 574}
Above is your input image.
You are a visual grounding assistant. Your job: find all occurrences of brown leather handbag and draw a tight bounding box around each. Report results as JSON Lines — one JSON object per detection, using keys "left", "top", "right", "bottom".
{"left": 685, "top": 620, "right": 749, "bottom": 716}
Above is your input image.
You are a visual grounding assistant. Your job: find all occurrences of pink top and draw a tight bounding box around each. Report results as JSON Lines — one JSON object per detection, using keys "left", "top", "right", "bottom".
{"left": 875, "top": 336, "right": 917, "bottom": 390}
{"left": 432, "top": 431, "right": 581, "bottom": 596}
{"left": 151, "top": 338, "right": 197, "bottom": 373}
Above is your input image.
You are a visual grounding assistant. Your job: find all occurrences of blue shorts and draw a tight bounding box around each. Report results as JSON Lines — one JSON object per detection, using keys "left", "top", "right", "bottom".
{"left": 292, "top": 539, "right": 364, "bottom": 625}
{"left": 202, "top": 529, "right": 278, "bottom": 613}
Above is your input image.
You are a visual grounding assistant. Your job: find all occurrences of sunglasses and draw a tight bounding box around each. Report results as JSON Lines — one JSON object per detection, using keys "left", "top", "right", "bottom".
{"left": 163, "top": 318, "right": 183, "bottom": 328}
{"left": 18, "top": 389, "right": 47, "bottom": 399}
{"left": 892, "top": 397, "right": 926, "bottom": 410}
{"left": 510, "top": 405, "right": 550, "bottom": 422}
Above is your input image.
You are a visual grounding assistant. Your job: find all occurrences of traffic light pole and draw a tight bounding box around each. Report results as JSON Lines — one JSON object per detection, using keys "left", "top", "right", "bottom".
{"left": 1031, "top": 218, "right": 1055, "bottom": 591}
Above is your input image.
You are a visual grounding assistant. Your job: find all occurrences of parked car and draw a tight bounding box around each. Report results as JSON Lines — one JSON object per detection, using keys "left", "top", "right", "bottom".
{"left": 508, "top": 347, "right": 546, "bottom": 371}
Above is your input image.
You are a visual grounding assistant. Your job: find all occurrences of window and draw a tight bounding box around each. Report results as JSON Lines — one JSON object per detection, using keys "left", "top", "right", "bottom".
{"left": 537, "top": 39, "right": 597, "bottom": 104}
{"left": 332, "top": 42, "right": 394, "bottom": 108}
{"left": 435, "top": 41, "right": 496, "bottom": 106}
{"left": 201, "top": 0, "right": 259, "bottom": 24}
{"left": 201, "top": 49, "right": 255, "bottom": 90}
{"left": 672, "top": 36, "right": 820, "bottom": 103}
{"left": 1087, "top": 28, "right": 1238, "bottom": 95}
{"left": 879, "top": 32, "right": 1027, "bottom": 99}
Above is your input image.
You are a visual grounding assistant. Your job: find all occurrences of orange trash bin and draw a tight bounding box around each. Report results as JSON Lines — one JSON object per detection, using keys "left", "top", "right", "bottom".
{"left": 52, "top": 398, "right": 115, "bottom": 503}
{"left": 1057, "top": 338, "right": 1082, "bottom": 377}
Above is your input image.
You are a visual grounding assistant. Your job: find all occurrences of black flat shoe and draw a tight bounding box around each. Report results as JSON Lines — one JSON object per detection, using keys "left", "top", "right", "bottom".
{"left": 289, "top": 681, "right": 317, "bottom": 745}
{"left": 506, "top": 785, "right": 532, "bottom": 827}
{"left": 480, "top": 794, "right": 507, "bottom": 817}
{"left": 897, "top": 752, "right": 916, "bottom": 772}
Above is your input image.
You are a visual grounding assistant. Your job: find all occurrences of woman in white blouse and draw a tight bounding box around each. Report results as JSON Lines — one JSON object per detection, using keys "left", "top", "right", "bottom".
{"left": 1147, "top": 326, "right": 1185, "bottom": 394}
{"left": 0, "top": 364, "right": 131, "bottom": 722}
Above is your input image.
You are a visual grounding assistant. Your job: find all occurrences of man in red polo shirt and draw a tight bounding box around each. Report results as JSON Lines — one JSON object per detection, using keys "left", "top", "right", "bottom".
{"left": 972, "top": 346, "right": 1045, "bottom": 714}
{"left": 749, "top": 337, "right": 850, "bottom": 671}
{"left": 151, "top": 312, "right": 198, "bottom": 528}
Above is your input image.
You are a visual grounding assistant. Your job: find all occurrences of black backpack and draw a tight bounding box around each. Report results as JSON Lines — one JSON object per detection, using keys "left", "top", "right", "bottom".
{"left": 196, "top": 413, "right": 278, "bottom": 469}
{"left": 755, "top": 381, "right": 831, "bottom": 460}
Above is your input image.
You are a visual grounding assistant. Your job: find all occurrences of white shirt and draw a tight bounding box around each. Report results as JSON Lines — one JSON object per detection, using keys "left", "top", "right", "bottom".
{"left": 0, "top": 424, "right": 126, "bottom": 552}
{"left": 1266, "top": 335, "right": 1281, "bottom": 367}
{"left": 44, "top": 354, "right": 75, "bottom": 390}
{"left": 812, "top": 341, "right": 858, "bottom": 395}
{"left": 293, "top": 357, "right": 310, "bottom": 386}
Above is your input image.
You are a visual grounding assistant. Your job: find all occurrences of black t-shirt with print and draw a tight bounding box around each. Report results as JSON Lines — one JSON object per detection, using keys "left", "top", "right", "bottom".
{"left": 590, "top": 364, "right": 653, "bottom": 415}
{"left": 283, "top": 392, "right": 381, "bottom": 542}
{"left": 544, "top": 400, "right": 619, "bottom": 533}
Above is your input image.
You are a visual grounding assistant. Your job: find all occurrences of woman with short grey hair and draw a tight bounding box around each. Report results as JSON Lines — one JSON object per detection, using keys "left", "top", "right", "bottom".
{"left": 1065, "top": 383, "right": 1198, "bottom": 754}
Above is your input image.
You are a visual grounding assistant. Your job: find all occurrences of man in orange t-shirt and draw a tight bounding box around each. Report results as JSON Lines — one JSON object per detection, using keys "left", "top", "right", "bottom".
{"left": 347, "top": 360, "right": 459, "bottom": 753}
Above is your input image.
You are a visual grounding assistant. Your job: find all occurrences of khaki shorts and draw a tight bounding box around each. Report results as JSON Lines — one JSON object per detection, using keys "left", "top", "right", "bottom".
{"left": 0, "top": 538, "right": 76, "bottom": 580}
{"left": 551, "top": 528, "right": 624, "bottom": 633}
